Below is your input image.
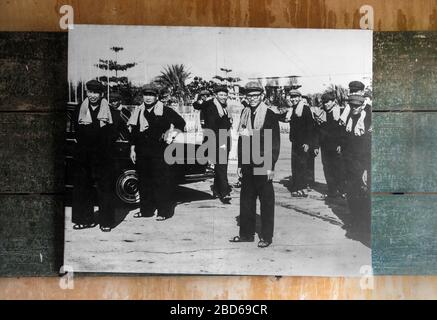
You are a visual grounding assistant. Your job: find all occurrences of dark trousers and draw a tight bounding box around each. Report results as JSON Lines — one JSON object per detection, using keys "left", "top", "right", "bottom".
{"left": 307, "top": 154, "right": 315, "bottom": 187}
{"left": 240, "top": 166, "right": 275, "bottom": 242}
{"left": 213, "top": 141, "right": 231, "bottom": 198}
{"left": 344, "top": 158, "right": 370, "bottom": 230}
{"left": 136, "top": 155, "right": 175, "bottom": 218}
{"left": 72, "top": 152, "right": 115, "bottom": 227}
{"left": 321, "top": 146, "right": 345, "bottom": 195}
{"left": 213, "top": 163, "right": 230, "bottom": 197}
{"left": 291, "top": 142, "right": 310, "bottom": 191}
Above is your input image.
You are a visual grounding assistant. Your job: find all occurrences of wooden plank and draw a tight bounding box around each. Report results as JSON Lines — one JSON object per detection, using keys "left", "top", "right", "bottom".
{"left": 0, "top": 195, "right": 64, "bottom": 276}
{"left": 372, "top": 112, "right": 437, "bottom": 192}
{"left": 1, "top": 275, "right": 437, "bottom": 299}
{"left": 0, "top": 113, "right": 65, "bottom": 193}
{"left": 1, "top": 0, "right": 437, "bottom": 32}
{"left": 0, "top": 33, "right": 67, "bottom": 112}
{"left": 373, "top": 32, "right": 437, "bottom": 111}
{"left": 372, "top": 195, "right": 437, "bottom": 275}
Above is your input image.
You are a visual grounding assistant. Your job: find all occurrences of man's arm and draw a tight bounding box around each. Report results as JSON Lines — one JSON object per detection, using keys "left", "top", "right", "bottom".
{"left": 166, "top": 107, "right": 186, "bottom": 132}
{"left": 265, "top": 110, "right": 281, "bottom": 171}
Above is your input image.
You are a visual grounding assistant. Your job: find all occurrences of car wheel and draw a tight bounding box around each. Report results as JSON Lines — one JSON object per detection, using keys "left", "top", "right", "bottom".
{"left": 115, "top": 169, "right": 140, "bottom": 204}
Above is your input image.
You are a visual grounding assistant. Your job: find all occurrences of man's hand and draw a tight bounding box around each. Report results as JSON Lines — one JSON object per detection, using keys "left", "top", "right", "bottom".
{"left": 267, "top": 170, "right": 275, "bottom": 181}
{"left": 302, "top": 144, "right": 309, "bottom": 152}
{"left": 313, "top": 148, "right": 319, "bottom": 156}
{"left": 362, "top": 170, "right": 368, "bottom": 186}
{"left": 336, "top": 146, "right": 342, "bottom": 154}
{"left": 130, "top": 148, "right": 136, "bottom": 164}
{"left": 237, "top": 167, "right": 242, "bottom": 178}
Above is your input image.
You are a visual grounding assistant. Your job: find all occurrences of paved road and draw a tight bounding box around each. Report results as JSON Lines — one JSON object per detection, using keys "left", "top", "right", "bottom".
{"left": 65, "top": 134, "right": 371, "bottom": 276}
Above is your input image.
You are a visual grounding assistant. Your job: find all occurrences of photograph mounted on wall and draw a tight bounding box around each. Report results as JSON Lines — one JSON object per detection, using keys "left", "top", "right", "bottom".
{"left": 64, "top": 25, "right": 373, "bottom": 276}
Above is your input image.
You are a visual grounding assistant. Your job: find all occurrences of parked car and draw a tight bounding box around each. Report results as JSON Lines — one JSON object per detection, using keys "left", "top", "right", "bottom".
{"left": 65, "top": 102, "right": 214, "bottom": 204}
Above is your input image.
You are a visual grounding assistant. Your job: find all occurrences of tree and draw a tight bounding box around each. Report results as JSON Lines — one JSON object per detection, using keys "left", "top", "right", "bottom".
{"left": 154, "top": 64, "right": 192, "bottom": 104}
{"left": 326, "top": 84, "right": 349, "bottom": 107}
{"left": 94, "top": 46, "right": 137, "bottom": 87}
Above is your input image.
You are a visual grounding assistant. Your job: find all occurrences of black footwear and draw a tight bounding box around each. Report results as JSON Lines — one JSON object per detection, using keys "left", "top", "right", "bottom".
{"left": 229, "top": 235, "right": 255, "bottom": 243}
{"left": 257, "top": 239, "right": 272, "bottom": 248}
{"left": 73, "top": 223, "right": 97, "bottom": 230}
{"left": 219, "top": 196, "right": 231, "bottom": 204}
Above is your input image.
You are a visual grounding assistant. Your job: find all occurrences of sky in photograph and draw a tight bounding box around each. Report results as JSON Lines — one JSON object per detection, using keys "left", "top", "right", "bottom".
{"left": 69, "top": 25, "right": 372, "bottom": 94}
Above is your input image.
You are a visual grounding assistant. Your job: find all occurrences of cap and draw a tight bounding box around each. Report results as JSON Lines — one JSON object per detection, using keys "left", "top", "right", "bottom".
{"left": 287, "top": 89, "right": 302, "bottom": 97}
{"left": 199, "top": 89, "right": 211, "bottom": 96}
{"left": 213, "top": 85, "right": 228, "bottom": 94}
{"left": 348, "top": 81, "right": 365, "bottom": 93}
{"left": 142, "top": 83, "right": 159, "bottom": 95}
{"left": 109, "top": 92, "right": 122, "bottom": 101}
{"left": 86, "top": 80, "right": 104, "bottom": 93}
{"left": 321, "top": 91, "right": 336, "bottom": 103}
{"left": 348, "top": 94, "right": 365, "bottom": 106}
{"left": 244, "top": 81, "right": 264, "bottom": 94}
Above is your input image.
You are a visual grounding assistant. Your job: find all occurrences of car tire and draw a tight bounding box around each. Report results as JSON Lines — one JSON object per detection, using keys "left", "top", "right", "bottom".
{"left": 115, "top": 169, "right": 140, "bottom": 204}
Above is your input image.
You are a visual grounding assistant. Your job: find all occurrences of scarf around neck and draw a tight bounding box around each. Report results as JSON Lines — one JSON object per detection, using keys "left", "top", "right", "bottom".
{"left": 284, "top": 99, "right": 307, "bottom": 122}
{"left": 317, "top": 104, "right": 341, "bottom": 124}
{"left": 346, "top": 110, "right": 367, "bottom": 136}
{"left": 213, "top": 98, "right": 230, "bottom": 118}
{"left": 237, "top": 102, "right": 269, "bottom": 136}
{"left": 127, "top": 101, "right": 164, "bottom": 132}
{"left": 78, "top": 97, "right": 113, "bottom": 127}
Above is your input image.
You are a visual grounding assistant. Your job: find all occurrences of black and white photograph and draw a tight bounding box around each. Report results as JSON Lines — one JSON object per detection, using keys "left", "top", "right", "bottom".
{"left": 64, "top": 25, "right": 372, "bottom": 276}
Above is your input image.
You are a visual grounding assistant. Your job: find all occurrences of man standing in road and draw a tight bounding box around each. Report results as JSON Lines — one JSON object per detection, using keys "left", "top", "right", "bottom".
{"left": 128, "top": 83, "right": 186, "bottom": 221}
{"left": 230, "top": 82, "right": 280, "bottom": 248}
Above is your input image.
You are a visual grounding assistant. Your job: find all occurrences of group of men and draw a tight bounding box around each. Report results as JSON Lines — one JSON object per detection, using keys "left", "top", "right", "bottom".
{"left": 71, "top": 80, "right": 185, "bottom": 232}
{"left": 71, "top": 77, "right": 371, "bottom": 247}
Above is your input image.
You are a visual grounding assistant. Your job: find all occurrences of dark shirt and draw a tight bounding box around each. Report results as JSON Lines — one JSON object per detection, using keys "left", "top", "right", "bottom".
{"left": 342, "top": 105, "right": 372, "bottom": 170}
{"left": 74, "top": 100, "right": 115, "bottom": 163}
{"left": 129, "top": 105, "right": 186, "bottom": 157}
{"left": 315, "top": 109, "right": 345, "bottom": 151}
{"left": 237, "top": 108, "right": 281, "bottom": 171}
{"left": 279, "top": 104, "right": 317, "bottom": 147}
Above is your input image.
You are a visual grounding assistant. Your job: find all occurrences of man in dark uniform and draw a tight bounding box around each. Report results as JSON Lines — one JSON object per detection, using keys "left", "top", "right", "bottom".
{"left": 202, "top": 85, "right": 233, "bottom": 203}
{"left": 72, "top": 80, "right": 116, "bottom": 232}
{"left": 342, "top": 84, "right": 371, "bottom": 235}
{"left": 230, "top": 81, "right": 280, "bottom": 248}
{"left": 128, "top": 83, "right": 186, "bottom": 221}
{"left": 192, "top": 89, "right": 211, "bottom": 129}
{"left": 281, "top": 89, "right": 316, "bottom": 197}
{"left": 315, "top": 91, "right": 346, "bottom": 200}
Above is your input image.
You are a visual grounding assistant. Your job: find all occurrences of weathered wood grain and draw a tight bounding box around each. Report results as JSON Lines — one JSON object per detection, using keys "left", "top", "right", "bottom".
{"left": 0, "top": 33, "right": 67, "bottom": 112}
{"left": 1, "top": 0, "right": 437, "bottom": 32}
{"left": 1, "top": 275, "right": 437, "bottom": 299}
{"left": 0, "top": 113, "right": 65, "bottom": 193}
{"left": 372, "top": 112, "right": 437, "bottom": 192}
{"left": 373, "top": 32, "right": 437, "bottom": 111}
{"left": 0, "top": 195, "right": 64, "bottom": 276}
{"left": 1, "top": 0, "right": 437, "bottom": 299}
{"left": 372, "top": 195, "right": 437, "bottom": 275}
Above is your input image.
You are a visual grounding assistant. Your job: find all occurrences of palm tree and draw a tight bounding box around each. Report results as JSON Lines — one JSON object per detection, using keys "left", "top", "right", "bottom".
{"left": 155, "top": 64, "right": 191, "bottom": 104}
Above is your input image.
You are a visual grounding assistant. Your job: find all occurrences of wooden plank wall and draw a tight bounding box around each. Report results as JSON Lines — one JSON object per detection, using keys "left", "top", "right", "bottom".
{"left": 1, "top": 0, "right": 437, "bottom": 299}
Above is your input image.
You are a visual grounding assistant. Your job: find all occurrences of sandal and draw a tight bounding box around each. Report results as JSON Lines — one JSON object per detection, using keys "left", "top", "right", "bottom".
{"left": 156, "top": 216, "right": 170, "bottom": 221}
{"left": 229, "top": 235, "right": 254, "bottom": 243}
{"left": 258, "top": 239, "right": 272, "bottom": 248}
{"left": 291, "top": 190, "right": 307, "bottom": 198}
{"left": 100, "top": 226, "right": 112, "bottom": 232}
{"left": 73, "top": 223, "right": 97, "bottom": 230}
